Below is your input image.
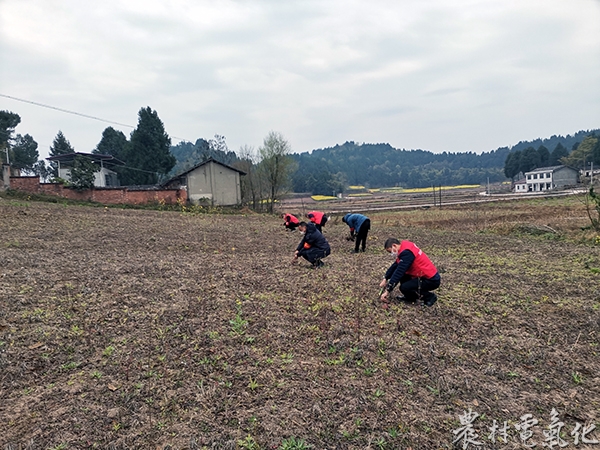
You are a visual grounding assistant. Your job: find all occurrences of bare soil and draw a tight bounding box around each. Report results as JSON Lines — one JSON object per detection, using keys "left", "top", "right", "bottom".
{"left": 1, "top": 196, "right": 599, "bottom": 449}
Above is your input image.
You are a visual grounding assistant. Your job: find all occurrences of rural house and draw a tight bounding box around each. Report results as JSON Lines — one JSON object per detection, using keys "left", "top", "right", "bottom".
{"left": 162, "top": 158, "right": 245, "bottom": 206}
{"left": 47, "top": 152, "right": 123, "bottom": 187}
{"left": 513, "top": 178, "right": 527, "bottom": 193}
{"left": 522, "top": 165, "right": 579, "bottom": 192}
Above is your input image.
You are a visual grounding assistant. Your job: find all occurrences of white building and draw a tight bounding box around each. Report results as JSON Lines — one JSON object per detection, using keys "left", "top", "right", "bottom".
{"left": 46, "top": 153, "right": 123, "bottom": 187}
{"left": 513, "top": 178, "right": 527, "bottom": 193}
{"left": 523, "top": 165, "right": 579, "bottom": 192}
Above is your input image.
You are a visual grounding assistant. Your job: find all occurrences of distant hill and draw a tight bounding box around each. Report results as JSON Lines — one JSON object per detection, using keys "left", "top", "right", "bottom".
{"left": 508, "top": 130, "right": 597, "bottom": 153}
{"left": 169, "top": 129, "right": 599, "bottom": 192}
{"left": 290, "top": 129, "right": 599, "bottom": 191}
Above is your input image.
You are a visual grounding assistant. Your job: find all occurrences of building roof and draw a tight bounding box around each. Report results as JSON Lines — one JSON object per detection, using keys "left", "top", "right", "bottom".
{"left": 514, "top": 178, "right": 527, "bottom": 184}
{"left": 46, "top": 152, "right": 125, "bottom": 166}
{"left": 525, "top": 165, "right": 577, "bottom": 174}
{"left": 162, "top": 157, "right": 246, "bottom": 186}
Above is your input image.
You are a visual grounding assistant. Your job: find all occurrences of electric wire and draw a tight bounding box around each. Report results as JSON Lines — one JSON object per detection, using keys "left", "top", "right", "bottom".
{"left": 1, "top": 93, "right": 195, "bottom": 179}
{"left": 0, "top": 93, "right": 191, "bottom": 142}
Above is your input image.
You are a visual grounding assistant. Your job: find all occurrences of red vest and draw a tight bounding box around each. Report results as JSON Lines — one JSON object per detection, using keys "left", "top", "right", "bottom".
{"left": 398, "top": 240, "right": 438, "bottom": 278}
{"left": 285, "top": 214, "right": 299, "bottom": 224}
{"left": 308, "top": 211, "right": 324, "bottom": 224}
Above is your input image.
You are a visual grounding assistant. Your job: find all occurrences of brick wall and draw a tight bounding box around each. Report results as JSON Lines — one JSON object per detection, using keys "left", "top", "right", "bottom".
{"left": 9, "top": 177, "right": 186, "bottom": 205}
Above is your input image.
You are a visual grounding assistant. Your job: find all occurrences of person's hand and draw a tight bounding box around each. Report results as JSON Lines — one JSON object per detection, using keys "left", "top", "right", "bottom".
{"left": 379, "top": 279, "right": 387, "bottom": 288}
{"left": 380, "top": 290, "right": 389, "bottom": 302}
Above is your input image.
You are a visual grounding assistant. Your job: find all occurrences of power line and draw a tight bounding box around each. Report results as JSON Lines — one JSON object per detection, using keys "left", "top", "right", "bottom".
{"left": 0, "top": 93, "right": 190, "bottom": 142}
{"left": 1, "top": 93, "right": 135, "bottom": 129}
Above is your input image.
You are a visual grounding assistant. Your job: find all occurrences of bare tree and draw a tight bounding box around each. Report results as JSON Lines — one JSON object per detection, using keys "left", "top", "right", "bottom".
{"left": 258, "top": 131, "right": 296, "bottom": 213}
{"left": 234, "top": 144, "right": 265, "bottom": 211}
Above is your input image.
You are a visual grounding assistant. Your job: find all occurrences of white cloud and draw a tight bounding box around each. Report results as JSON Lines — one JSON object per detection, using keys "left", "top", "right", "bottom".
{"left": 1, "top": 0, "right": 598, "bottom": 158}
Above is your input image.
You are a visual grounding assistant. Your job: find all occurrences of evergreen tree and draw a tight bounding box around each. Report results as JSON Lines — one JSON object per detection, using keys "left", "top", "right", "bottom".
{"left": 0, "top": 111, "right": 21, "bottom": 155}
{"left": 537, "top": 145, "right": 550, "bottom": 167}
{"left": 33, "top": 160, "right": 51, "bottom": 182}
{"left": 123, "top": 107, "right": 175, "bottom": 185}
{"left": 49, "top": 131, "right": 75, "bottom": 177}
{"left": 11, "top": 134, "right": 39, "bottom": 173}
{"left": 94, "top": 127, "right": 129, "bottom": 159}
{"left": 549, "top": 143, "right": 569, "bottom": 165}
{"left": 504, "top": 150, "right": 521, "bottom": 179}
{"left": 519, "top": 147, "right": 541, "bottom": 174}
{"left": 0, "top": 111, "right": 21, "bottom": 164}
{"left": 69, "top": 155, "right": 99, "bottom": 190}
{"left": 49, "top": 131, "right": 75, "bottom": 156}
{"left": 94, "top": 126, "right": 129, "bottom": 184}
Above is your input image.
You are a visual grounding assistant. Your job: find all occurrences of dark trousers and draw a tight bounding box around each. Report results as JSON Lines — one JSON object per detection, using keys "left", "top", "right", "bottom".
{"left": 285, "top": 222, "right": 299, "bottom": 230}
{"left": 399, "top": 274, "right": 441, "bottom": 303}
{"left": 299, "top": 247, "right": 330, "bottom": 264}
{"left": 314, "top": 215, "right": 328, "bottom": 232}
{"left": 355, "top": 219, "right": 371, "bottom": 252}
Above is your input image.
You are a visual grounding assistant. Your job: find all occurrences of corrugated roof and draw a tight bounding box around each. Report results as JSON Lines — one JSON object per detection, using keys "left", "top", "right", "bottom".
{"left": 46, "top": 152, "right": 125, "bottom": 165}
{"left": 525, "top": 165, "right": 566, "bottom": 173}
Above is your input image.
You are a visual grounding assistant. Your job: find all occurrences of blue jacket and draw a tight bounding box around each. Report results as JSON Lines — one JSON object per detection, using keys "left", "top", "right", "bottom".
{"left": 343, "top": 213, "right": 369, "bottom": 233}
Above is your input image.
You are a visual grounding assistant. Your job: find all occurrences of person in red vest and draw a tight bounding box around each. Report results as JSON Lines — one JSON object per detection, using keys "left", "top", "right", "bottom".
{"left": 282, "top": 213, "right": 300, "bottom": 231}
{"left": 378, "top": 238, "right": 441, "bottom": 307}
{"left": 307, "top": 211, "right": 328, "bottom": 232}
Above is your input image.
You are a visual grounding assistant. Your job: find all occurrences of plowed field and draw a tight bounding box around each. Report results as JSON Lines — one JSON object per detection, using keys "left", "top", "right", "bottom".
{"left": 1, "top": 197, "right": 599, "bottom": 449}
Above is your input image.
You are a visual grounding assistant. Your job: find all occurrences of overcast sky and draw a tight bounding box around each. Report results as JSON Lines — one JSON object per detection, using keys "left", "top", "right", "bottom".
{"left": 1, "top": 0, "right": 599, "bottom": 159}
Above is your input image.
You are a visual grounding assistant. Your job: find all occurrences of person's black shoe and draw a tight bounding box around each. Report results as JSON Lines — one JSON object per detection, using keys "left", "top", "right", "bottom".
{"left": 423, "top": 294, "right": 437, "bottom": 307}
{"left": 313, "top": 259, "right": 324, "bottom": 268}
{"left": 350, "top": 249, "right": 359, "bottom": 254}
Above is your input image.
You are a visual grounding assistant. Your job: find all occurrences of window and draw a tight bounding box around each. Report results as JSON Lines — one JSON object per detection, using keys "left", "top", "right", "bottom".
{"left": 534, "top": 174, "right": 538, "bottom": 179}
{"left": 527, "top": 175, "right": 532, "bottom": 180}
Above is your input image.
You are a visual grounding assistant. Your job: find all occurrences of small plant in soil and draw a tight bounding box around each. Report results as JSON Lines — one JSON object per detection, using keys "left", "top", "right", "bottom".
{"left": 279, "top": 437, "right": 313, "bottom": 450}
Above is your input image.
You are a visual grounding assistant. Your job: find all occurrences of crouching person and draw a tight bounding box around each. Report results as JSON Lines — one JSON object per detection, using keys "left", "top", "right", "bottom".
{"left": 282, "top": 213, "right": 300, "bottom": 231}
{"left": 307, "top": 211, "right": 328, "bottom": 232}
{"left": 293, "top": 222, "right": 331, "bottom": 268}
{"left": 379, "top": 238, "right": 441, "bottom": 307}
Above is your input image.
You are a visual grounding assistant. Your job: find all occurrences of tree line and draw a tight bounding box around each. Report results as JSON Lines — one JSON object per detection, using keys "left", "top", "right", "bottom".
{"left": 503, "top": 134, "right": 600, "bottom": 180}
{"left": 0, "top": 107, "right": 175, "bottom": 189}
{"left": 2, "top": 105, "right": 598, "bottom": 203}
{"left": 290, "top": 142, "right": 510, "bottom": 193}
{"left": 0, "top": 108, "right": 295, "bottom": 210}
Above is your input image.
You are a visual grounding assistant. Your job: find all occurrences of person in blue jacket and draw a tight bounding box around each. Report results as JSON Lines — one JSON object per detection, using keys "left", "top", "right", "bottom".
{"left": 342, "top": 213, "right": 371, "bottom": 253}
{"left": 293, "top": 222, "right": 331, "bottom": 268}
